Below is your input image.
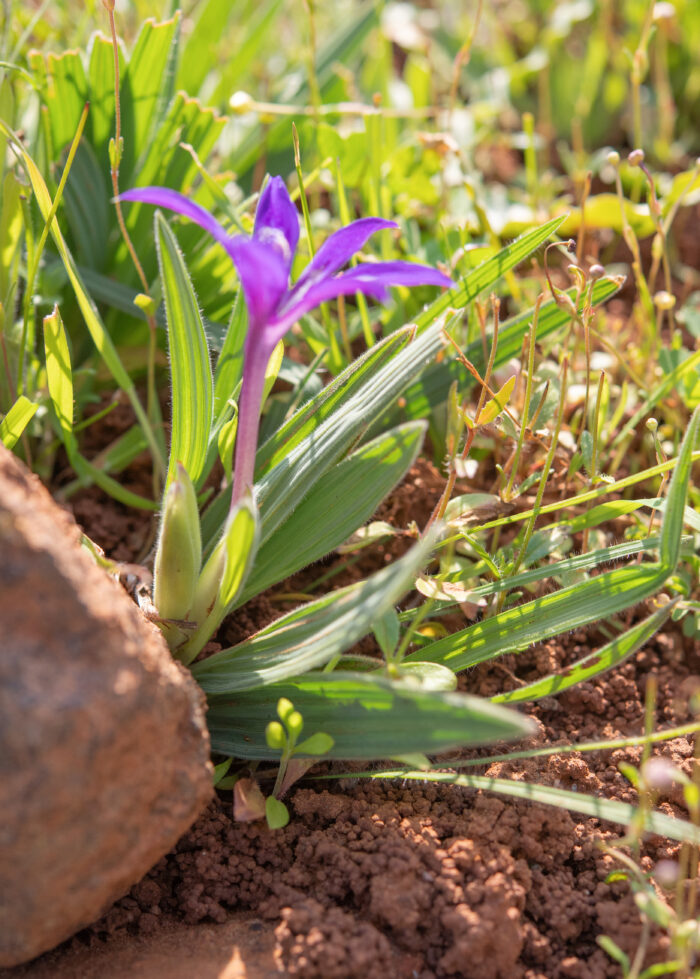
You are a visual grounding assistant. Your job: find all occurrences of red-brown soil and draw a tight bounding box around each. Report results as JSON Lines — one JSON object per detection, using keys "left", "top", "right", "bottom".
{"left": 5, "top": 436, "right": 698, "bottom": 978}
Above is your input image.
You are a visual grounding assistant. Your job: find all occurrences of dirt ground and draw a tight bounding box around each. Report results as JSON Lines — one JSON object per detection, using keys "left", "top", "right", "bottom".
{"left": 5, "top": 430, "right": 698, "bottom": 978}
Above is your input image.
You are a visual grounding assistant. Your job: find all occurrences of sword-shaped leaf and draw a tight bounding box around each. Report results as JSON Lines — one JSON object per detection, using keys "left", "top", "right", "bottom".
{"left": 206, "top": 672, "right": 534, "bottom": 760}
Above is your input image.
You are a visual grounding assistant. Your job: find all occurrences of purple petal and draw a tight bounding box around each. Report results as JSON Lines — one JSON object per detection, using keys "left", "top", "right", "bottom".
{"left": 346, "top": 261, "right": 454, "bottom": 290}
{"left": 253, "top": 176, "right": 300, "bottom": 273}
{"left": 118, "top": 187, "right": 237, "bottom": 259}
{"left": 267, "top": 260, "right": 452, "bottom": 343}
{"left": 296, "top": 217, "right": 396, "bottom": 285}
{"left": 228, "top": 237, "right": 290, "bottom": 330}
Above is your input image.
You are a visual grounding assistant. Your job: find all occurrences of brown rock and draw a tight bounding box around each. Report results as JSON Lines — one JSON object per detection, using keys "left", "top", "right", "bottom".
{"left": 0, "top": 446, "right": 213, "bottom": 967}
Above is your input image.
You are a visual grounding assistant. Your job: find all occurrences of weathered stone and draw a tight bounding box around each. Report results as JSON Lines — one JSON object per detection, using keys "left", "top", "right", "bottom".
{"left": 0, "top": 446, "right": 214, "bottom": 967}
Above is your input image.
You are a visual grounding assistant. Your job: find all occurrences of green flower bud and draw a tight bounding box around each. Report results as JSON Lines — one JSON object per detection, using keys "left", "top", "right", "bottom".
{"left": 287, "top": 711, "right": 304, "bottom": 740}
{"left": 277, "top": 698, "right": 295, "bottom": 724}
{"left": 266, "top": 721, "right": 287, "bottom": 750}
{"left": 153, "top": 464, "right": 202, "bottom": 622}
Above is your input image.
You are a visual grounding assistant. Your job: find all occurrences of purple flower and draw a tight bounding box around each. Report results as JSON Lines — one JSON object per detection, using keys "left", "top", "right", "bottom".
{"left": 120, "top": 177, "right": 452, "bottom": 506}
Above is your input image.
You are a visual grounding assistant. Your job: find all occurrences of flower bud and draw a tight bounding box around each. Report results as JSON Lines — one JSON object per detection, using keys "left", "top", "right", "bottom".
{"left": 654, "top": 290, "right": 676, "bottom": 311}
{"left": 628, "top": 149, "right": 645, "bottom": 167}
{"left": 606, "top": 151, "right": 620, "bottom": 167}
{"left": 641, "top": 756, "right": 681, "bottom": 793}
{"left": 153, "top": 464, "right": 202, "bottom": 622}
{"left": 653, "top": 859, "right": 679, "bottom": 889}
{"left": 266, "top": 721, "right": 286, "bottom": 750}
{"left": 230, "top": 90, "right": 254, "bottom": 113}
{"left": 589, "top": 264, "right": 606, "bottom": 280}
{"left": 277, "top": 698, "right": 295, "bottom": 724}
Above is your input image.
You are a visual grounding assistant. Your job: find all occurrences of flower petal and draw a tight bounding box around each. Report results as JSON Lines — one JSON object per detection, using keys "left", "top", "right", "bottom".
{"left": 267, "top": 260, "right": 452, "bottom": 342}
{"left": 346, "top": 261, "right": 454, "bottom": 290}
{"left": 253, "top": 176, "right": 299, "bottom": 272}
{"left": 296, "top": 217, "right": 396, "bottom": 285}
{"left": 228, "top": 237, "right": 290, "bottom": 330}
{"left": 118, "top": 187, "right": 237, "bottom": 258}
{"left": 119, "top": 186, "right": 290, "bottom": 329}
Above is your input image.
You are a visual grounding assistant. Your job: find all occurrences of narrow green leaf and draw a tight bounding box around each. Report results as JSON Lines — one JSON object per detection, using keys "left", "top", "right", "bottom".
{"left": 659, "top": 405, "right": 699, "bottom": 570}
{"left": 491, "top": 602, "right": 674, "bottom": 703}
{"left": 477, "top": 374, "right": 516, "bottom": 425}
{"left": 213, "top": 291, "right": 246, "bottom": 422}
{"left": 471, "top": 451, "right": 700, "bottom": 536}
{"left": 193, "top": 533, "right": 436, "bottom": 694}
{"left": 70, "top": 454, "right": 158, "bottom": 510}
{"left": 153, "top": 463, "right": 202, "bottom": 622}
{"left": 381, "top": 277, "right": 621, "bottom": 428}
{"left": 219, "top": 497, "right": 259, "bottom": 608}
{"left": 373, "top": 608, "right": 400, "bottom": 660}
{"left": 206, "top": 672, "right": 535, "bottom": 760}
{"left": 0, "top": 395, "right": 38, "bottom": 449}
{"left": 155, "top": 212, "right": 213, "bottom": 487}
{"left": 413, "top": 216, "right": 565, "bottom": 335}
{"left": 372, "top": 771, "right": 700, "bottom": 846}
{"left": 178, "top": 496, "right": 259, "bottom": 665}
{"left": 399, "top": 536, "right": 675, "bottom": 622}
{"left": 43, "top": 305, "right": 73, "bottom": 443}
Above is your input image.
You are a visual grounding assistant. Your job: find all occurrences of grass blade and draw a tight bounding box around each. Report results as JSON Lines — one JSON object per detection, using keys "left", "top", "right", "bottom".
{"left": 659, "top": 405, "right": 699, "bottom": 570}
{"left": 42, "top": 305, "right": 73, "bottom": 445}
{"left": 491, "top": 601, "right": 675, "bottom": 704}
{"left": 371, "top": 771, "right": 700, "bottom": 846}
{"left": 0, "top": 395, "right": 38, "bottom": 449}
{"left": 0, "top": 120, "right": 165, "bottom": 474}
{"left": 413, "top": 216, "right": 566, "bottom": 334}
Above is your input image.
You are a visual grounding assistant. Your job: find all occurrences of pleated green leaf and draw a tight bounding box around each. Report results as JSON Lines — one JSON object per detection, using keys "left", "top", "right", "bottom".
{"left": 399, "top": 535, "right": 672, "bottom": 622}
{"left": 255, "top": 327, "right": 412, "bottom": 477}
{"left": 406, "top": 564, "right": 668, "bottom": 671}
{"left": 206, "top": 672, "right": 535, "bottom": 760}
{"left": 242, "top": 420, "right": 426, "bottom": 600}
{"left": 155, "top": 212, "right": 213, "bottom": 488}
{"left": 219, "top": 496, "right": 259, "bottom": 609}
{"left": 120, "top": 16, "right": 180, "bottom": 182}
{"left": 193, "top": 532, "right": 436, "bottom": 694}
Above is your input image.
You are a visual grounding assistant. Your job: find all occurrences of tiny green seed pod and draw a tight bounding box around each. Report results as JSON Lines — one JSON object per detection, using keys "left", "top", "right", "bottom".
{"left": 153, "top": 464, "right": 202, "bottom": 622}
